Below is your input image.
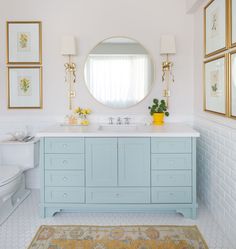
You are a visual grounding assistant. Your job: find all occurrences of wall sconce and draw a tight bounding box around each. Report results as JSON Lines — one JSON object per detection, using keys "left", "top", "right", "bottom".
{"left": 61, "top": 36, "right": 77, "bottom": 110}
{"left": 160, "top": 35, "right": 176, "bottom": 106}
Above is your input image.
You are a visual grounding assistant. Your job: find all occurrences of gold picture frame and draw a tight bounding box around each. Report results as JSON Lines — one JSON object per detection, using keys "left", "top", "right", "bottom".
{"left": 204, "top": 0, "right": 228, "bottom": 58}
{"left": 229, "top": 0, "right": 236, "bottom": 48}
{"left": 6, "top": 21, "right": 42, "bottom": 64}
{"left": 229, "top": 50, "right": 236, "bottom": 118}
{"left": 7, "top": 66, "right": 43, "bottom": 109}
{"left": 203, "top": 54, "right": 228, "bottom": 116}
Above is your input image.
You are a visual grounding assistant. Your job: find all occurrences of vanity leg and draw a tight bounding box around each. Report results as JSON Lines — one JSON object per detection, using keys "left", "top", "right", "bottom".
{"left": 45, "top": 208, "right": 60, "bottom": 218}
{"left": 40, "top": 206, "right": 46, "bottom": 218}
{"left": 177, "top": 208, "right": 197, "bottom": 219}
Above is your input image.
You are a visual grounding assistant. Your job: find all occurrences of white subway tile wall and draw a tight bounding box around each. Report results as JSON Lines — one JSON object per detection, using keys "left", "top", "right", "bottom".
{"left": 195, "top": 117, "right": 236, "bottom": 245}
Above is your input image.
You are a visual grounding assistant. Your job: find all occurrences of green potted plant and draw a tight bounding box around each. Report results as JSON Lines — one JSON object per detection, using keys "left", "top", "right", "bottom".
{"left": 148, "top": 99, "right": 169, "bottom": 125}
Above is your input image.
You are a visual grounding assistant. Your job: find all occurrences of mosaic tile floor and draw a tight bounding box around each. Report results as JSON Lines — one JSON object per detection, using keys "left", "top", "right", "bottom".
{"left": 0, "top": 190, "right": 234, "bottom": 249}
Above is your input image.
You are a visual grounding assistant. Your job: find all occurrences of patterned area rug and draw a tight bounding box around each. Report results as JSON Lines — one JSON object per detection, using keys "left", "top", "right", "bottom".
{"left": 27, "top": 225, "right": 209, "bottom": 249}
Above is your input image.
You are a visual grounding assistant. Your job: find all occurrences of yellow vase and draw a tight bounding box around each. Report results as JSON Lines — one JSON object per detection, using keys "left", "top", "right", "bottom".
{"left": 152, "top": 113, "right": 164, "bottom": 125}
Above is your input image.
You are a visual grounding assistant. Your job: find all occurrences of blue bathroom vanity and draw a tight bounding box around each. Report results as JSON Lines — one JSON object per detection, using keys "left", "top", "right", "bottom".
{"left": 38, "top": 123, "right": 200, "bottom": 219}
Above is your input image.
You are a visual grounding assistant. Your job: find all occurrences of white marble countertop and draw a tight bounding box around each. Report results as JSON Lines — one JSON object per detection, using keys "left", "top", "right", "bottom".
{"left": 36, "top": 123, "right": 200, "bottom": 137}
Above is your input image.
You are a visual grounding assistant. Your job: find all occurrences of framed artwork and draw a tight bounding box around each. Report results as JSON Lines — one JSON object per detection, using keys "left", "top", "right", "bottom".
{"left": 204, "top": 55, "right": 227, "bottom": 115}
{"left": 230, "top": 51, "right": 236, "bottom": 118}
{"left": 8, "top": 66, "right": 42, "bottom": 109}
{"left": 230, "top": 0, "right": 236, "bottom": 47}
{"left": 204, "top": 0, "right": 227, "bottom": 57}
{"left": 7, "top": 21, "right": 42, "bottom": 64}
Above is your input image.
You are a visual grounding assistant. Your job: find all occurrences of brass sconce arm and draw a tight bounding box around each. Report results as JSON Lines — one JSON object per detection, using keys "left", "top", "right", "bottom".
{"left": 61, "top": 36, "right": 77, "bottom": 110}
{"left": 160, "top": 35, "right": 176, "bottom": 107}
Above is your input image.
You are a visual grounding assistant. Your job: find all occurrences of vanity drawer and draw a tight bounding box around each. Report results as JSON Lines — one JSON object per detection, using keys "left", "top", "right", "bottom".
{"left": 45, "top": 170, "right": 84, "bottom": 186}
{"left": 86, "top": 188, "right": 150, "bottom": 204}
{"left": 152, "top": 154, "right": 192, "bottom": 170}
{"left": 151, "top": 138, "right": 192, "bottom": 154}
{"left": 45, "top": 154, "right": 84, "bottom": 170}
{"left": 151, "top": 187, "right": 192, "bottom": 203}
{"left": 151, "top": 170, "right": 192, "bottom": 187}
{"left": 45, "top": 187, "right": 85, "bottom": 203}
{"left": 45, "top": 138, "right": 84, "bottom": 154}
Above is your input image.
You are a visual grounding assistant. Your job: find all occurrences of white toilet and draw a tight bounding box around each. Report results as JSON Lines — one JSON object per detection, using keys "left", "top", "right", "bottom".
{"left": 0, "top": 139, "right": 39, "bottom": 224}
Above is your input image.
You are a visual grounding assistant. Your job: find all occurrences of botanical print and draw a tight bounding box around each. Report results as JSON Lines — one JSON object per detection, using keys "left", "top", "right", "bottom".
{"left": 17, "top": 32, "right": 31, "bottom": 52}
{"left": 211, "top": 9, "right": 219, "bottom": 38}
{"left": 205, "top": 57, "right": 226, "bottom": 114}
{"left": 232, "top": 0, "right": 236, "bottom": 45}
{"left": 17, "top": 76, "right": 32, "bottom": 96}
{"left": 210, "top": 70, "right": 221, "bottom": 97}
{"left": 205, "top": 0, "right": 226, "bottom": 56}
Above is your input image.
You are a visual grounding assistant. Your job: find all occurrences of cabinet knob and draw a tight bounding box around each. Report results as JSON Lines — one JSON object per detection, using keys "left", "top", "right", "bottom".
{"left": 63, "top": 144, "right": 68, "bottom": 148}
{"left": 115, "top": 193, "right": 120, "bottom": 198}
{"left": 62, "top": 160, "right": 68, "bottom": 164}
{"left": 63, "top": 193, "right": 68, "bottom": 197}
{"left": 63, "top": 177, "right": 68, "bottom": 181}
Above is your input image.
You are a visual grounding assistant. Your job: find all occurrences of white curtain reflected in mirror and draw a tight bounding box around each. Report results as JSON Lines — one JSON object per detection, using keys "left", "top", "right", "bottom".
{"left": 84, "top": 37, "right": 154, "bottom": 108}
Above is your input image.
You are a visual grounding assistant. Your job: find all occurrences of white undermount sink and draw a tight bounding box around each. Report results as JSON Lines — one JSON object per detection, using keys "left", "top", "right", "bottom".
{"left": 99, "top": 124, "right": 138, "bottom": 132}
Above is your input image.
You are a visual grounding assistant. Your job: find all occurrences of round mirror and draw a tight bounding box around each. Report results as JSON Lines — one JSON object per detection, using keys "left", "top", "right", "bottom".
{"left": 84, "top": 37, "right": 154, "bottom": 108}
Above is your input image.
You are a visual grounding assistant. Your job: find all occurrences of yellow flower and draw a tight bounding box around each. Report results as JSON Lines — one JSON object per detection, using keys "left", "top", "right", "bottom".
{"left": 81, "top": 120, "right": 89, "bottom": 125}
{"left": 81, "top": 109, "right": 87, "bottom": 115}
{"left": 73, "top": 107, "right": 91, "bottom": 116}
{"left": 74, "top": 107, "right": 82, "bottom": 114}
{"left": 86, "top": 108, "right": 92, "bottom": 114}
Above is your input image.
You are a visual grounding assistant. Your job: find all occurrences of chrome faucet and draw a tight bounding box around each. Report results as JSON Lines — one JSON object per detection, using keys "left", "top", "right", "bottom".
{"left": 124, "top": 117, "right": 131, "bottom": 125}
{"left": 116, "top": 117, "right": 122, "bottom": 125}
{"left": 108, "top": 117, "right": 114, "bottom": 125}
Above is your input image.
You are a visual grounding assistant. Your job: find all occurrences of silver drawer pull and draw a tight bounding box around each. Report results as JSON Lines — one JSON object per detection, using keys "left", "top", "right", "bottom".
{"left": 62, "top": 160, "right": 68, "bottom": 164}
{"left": 63, "top": 177, "right": 68, "bottom": 181}
{"left": 63, "top": 193, "right": 68, "bottom": 197}
{"left": 63, "top": 144, "right": 68, "bottom": 148}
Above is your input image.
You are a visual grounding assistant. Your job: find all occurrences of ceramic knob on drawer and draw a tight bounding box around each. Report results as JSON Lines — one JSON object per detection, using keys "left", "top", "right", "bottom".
{"left": 63, "top": 144, "right": 68, "bottom": 148}
{"left": 115, "top": 193, "right": 120, "bottom": 198}
{"left": 62, "top": 160, "right": 68, "bottom": 165}
{"left": 63, "top": 193, "right": 68, "bottom": 197}
{"left": 63, "top": 177, "right": 68, "bottom": 181}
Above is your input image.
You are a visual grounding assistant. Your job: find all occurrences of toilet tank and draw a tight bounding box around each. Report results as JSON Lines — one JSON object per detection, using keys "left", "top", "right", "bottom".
{"left": 0, "top": 139, "right": 39, "bottom": 170}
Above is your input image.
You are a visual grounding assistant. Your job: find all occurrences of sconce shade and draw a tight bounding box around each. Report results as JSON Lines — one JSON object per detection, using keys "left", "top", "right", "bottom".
{"left": 160, "top": 35, "right": 176, "bottom": 55}
{"left": 61, "top": 36, "right": 77, "bottom": 55}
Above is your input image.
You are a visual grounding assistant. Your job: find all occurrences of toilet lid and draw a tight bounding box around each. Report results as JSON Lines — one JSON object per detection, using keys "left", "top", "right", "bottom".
{"left": 0, "top": 166, "right": 21, "bottom": 186}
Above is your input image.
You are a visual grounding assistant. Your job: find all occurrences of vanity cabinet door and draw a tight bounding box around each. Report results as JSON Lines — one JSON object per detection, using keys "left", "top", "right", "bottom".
{"left": 118, "top": 138, "right": 150, "bottom": 186}
{"left": 86, "top": 138, "right": 118, "bottom": 186}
